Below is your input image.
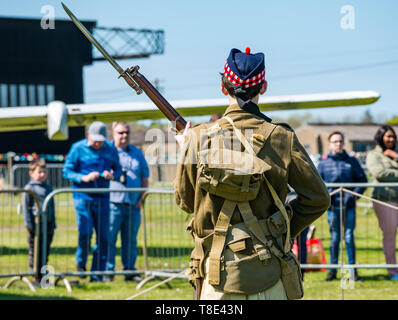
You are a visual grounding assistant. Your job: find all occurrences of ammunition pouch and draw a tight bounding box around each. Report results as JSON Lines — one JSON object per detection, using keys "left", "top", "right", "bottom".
{"left": 188, "top": 231, "right": 212, "bottom": 284}
{"left": 197, "top": 165, "right": 263, "bottom": 202}
{"left": 279, "top": 251, "right": 304, "bottom": 299}
{"left": 188, "top": 210, "right": 291, "bottom": 295}
{"left": 211, "top": 220, "right": 281, "bottom": 294}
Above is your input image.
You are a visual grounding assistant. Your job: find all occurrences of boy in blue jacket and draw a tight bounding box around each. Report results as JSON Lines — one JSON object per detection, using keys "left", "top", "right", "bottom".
{"left": 23, "top": 159, "right": 56, "bottom": 282}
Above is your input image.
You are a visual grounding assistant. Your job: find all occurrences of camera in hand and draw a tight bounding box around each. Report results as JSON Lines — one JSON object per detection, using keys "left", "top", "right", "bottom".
{"left": 120, "top": 169, "right": 127, "bottom": 185}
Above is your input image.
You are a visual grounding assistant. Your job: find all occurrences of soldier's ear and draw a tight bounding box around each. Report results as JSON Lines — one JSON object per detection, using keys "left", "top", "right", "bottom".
{"left": 260, "top": 81, "right": 268, "bottom": 95}
{"left": 221, "top": 81, "right": 229, "bottom": 96}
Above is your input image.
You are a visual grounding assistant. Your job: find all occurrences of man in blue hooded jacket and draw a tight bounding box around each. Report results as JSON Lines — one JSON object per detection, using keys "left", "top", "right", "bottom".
{"left": 63, "top": 121, "right": 122, "bottom": 281}
{"left": 317, "top": 131, "right": 367, "bottom": 281}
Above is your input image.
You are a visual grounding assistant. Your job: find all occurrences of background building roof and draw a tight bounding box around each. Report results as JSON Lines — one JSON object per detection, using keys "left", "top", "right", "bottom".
{"left": 296, "top": 123, "right": 398, "bottom": 141}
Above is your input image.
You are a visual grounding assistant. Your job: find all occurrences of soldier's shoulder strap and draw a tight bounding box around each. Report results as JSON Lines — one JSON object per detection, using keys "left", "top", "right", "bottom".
{"left": 249, "top": 120, "right": 278, "bottom": 155}
{"left": 259, "top": 120, "right": 279, "bottom": 140}
{"left": 256, "top": 121, "right": 292, "bottom": 253}
{"left": 272, "top": 121, "right": 295, "bottom": 133}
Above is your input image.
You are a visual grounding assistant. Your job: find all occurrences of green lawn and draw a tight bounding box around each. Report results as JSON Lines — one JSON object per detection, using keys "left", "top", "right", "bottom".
{"left": 0, "top": 268, "right": 396, "bottom": 300}
{"left": 0, "top": 191, "right": 397, "bottom": 300}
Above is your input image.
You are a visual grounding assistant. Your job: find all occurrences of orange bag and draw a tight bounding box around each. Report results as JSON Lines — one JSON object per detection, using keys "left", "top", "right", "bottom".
{"left": 292, "top": 238, "right": 327, "bottom": 272}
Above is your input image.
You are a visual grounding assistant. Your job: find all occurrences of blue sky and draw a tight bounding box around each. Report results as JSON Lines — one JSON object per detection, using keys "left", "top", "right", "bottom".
{"left": 2, "top": 0, "right": 398, "bottom": 123}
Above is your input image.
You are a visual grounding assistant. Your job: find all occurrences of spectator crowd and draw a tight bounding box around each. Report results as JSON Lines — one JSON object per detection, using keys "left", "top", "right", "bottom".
{"left": 22, "top": 120, "right": 398, "bottom": 284}
{"left": 24, "top": 121, "right": 149, "bottom": 284}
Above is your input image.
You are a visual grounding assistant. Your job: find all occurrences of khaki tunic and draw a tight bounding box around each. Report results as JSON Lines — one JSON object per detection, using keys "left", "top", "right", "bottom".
{"left": 174, "top": 103, "right": 330, "bottom": 296}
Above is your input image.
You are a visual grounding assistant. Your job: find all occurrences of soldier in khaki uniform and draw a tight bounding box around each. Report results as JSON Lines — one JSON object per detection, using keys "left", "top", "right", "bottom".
{"left": 174, "top": 47, "right": 330, "bottom": 300}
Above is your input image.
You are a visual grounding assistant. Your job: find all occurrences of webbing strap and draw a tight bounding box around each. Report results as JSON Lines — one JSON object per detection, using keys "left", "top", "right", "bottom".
{"left": 209, "top": 169, "right": 220, "bottom": 193}
{"left": 241, "top": 175, "right": 251, "bottom": 192}
{"left": 224, "top": 116, "right": 255, "bottom": 155}
{"left": 237, "top": 202, "right": 267, "bottom": 245}
{"left": 264, "top": 177, "right": 291, "bottom": 253}
{"left": 224, "top": 115, "right": 291, "bottom": 253}
{"left": 237, "top": 202, "right": 271, "bottom": 261}
{"left": 208, "top": 199, "right": 236, "bottom": 285}
{"left": 193, "top": 236, "right": 206, "bottom": 278}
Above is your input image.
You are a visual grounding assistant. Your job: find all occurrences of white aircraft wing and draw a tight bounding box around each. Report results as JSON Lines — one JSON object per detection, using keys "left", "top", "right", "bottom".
{"left": 0, "top": 90, "right": 380, "bottom": 139}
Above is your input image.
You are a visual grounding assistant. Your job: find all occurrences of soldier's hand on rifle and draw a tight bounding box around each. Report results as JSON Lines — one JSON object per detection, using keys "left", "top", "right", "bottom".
{"left": 175, "top": 121, "right": 191, "bottom": 149}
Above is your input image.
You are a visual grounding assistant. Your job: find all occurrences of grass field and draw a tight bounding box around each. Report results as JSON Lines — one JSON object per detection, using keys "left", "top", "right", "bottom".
{"left": 0, "top": 190, "right": 397, "bottom": 300}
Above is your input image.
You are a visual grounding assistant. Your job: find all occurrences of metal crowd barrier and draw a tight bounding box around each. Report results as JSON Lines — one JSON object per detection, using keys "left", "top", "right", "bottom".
{"left": 37, "top": 188, "right": 192, "bottom": 290}
{"left": 304, "top": 182, "right": 398, "bottom": 272}
{"left": 0, "top": 189, "right": 42, "bottom": 292}
{"left": 11, "top": 163, "right": 178, "bottom": 189}
{"left": 138, "top": 189, "right": 192, "bottom": 288}
{"left": 300, "top": 182, "right": 398, "bottom": 299}
{"left": 11, "top": 164, "right": 71, "bottom": 190}
{"left": 1, "top": 183, "right": 398, "bottom": 298}
{"left": 148, "top": 164, "right": 178, "bottom": 184}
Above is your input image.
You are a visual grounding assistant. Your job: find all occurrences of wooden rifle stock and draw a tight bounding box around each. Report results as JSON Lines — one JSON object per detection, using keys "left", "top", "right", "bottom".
{"left": 193, "top": 278, "right": 203, "bottom": 300}
{"left": 120, "top": 66, "right": 187, "bottom": 132}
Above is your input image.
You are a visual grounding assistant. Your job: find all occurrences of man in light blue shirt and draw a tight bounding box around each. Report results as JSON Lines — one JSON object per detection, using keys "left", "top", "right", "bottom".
{"left": 105, "top": 121, "right": 149, "bottom": 282}
{"left": 63, "top": 121, "right": 122, "bottom": 282}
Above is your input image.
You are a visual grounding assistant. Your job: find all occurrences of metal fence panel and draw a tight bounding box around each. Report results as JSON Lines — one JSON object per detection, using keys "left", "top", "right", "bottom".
{"left": 297, "top": 184, "right": 398, "bottom": 277}
{"left": 0, "top": 190, "right": 41, "bottom": 284}
{"left": 12, "top": 164, "right": 71, "bottom": 189}
{"left": 40, "top": 188, "right": 184, "bottom": 280}
{"left": 148, "top": 164, "right": 177, "bottom": 184}
{"left": 141, "top": 191, "right": 193, "bottom": 272}
{"left": 40, "top": 188, "right": 193, "bottom": 278}
{"left": 11, "top": 163, "right": 176, "bottom": 188}
{"left": 1, "top": 183, "right": 398, "bottom": 297}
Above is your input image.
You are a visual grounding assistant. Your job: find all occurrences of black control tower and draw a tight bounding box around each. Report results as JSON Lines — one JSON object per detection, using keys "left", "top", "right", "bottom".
{"left": 0, "top": 17, "right": 164, "bottom": 156}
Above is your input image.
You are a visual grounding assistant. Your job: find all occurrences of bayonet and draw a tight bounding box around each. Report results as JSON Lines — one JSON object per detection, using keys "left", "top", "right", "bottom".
{"left": 62, "top": 2, "right": 187, "bottom": 131}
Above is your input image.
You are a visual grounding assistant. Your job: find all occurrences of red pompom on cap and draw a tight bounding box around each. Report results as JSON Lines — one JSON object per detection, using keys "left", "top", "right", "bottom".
{"left": 245, "top": 47, "right": 251, "bottom": 54}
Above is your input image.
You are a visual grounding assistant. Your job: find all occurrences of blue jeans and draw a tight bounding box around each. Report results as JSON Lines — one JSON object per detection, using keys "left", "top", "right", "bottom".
{"left": 74, "top": 197, "right": 110, "bottom": 279}
{"left": 327, "top": 206, "right": 356, "bottom": 275}
{"left": 106, "top": 203, "right": 141, "bottom": 275}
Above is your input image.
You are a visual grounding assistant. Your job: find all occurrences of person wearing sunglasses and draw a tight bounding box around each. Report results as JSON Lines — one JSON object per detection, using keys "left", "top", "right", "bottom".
{"left": 104, "top": 121, "right": 149, "bottom": 283}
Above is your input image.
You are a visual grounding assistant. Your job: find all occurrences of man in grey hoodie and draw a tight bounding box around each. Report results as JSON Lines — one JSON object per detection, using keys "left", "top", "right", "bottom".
{"left": 23, "top": 159, "right": 56, "bottom": 281}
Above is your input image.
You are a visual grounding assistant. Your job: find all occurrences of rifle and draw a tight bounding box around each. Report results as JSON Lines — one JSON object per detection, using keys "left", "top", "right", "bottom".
{"left": 193, "top": 278, "right": 203, "bottom": 300}
{"left": 62, "top": 3, "right": 187, "bottom": 132}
